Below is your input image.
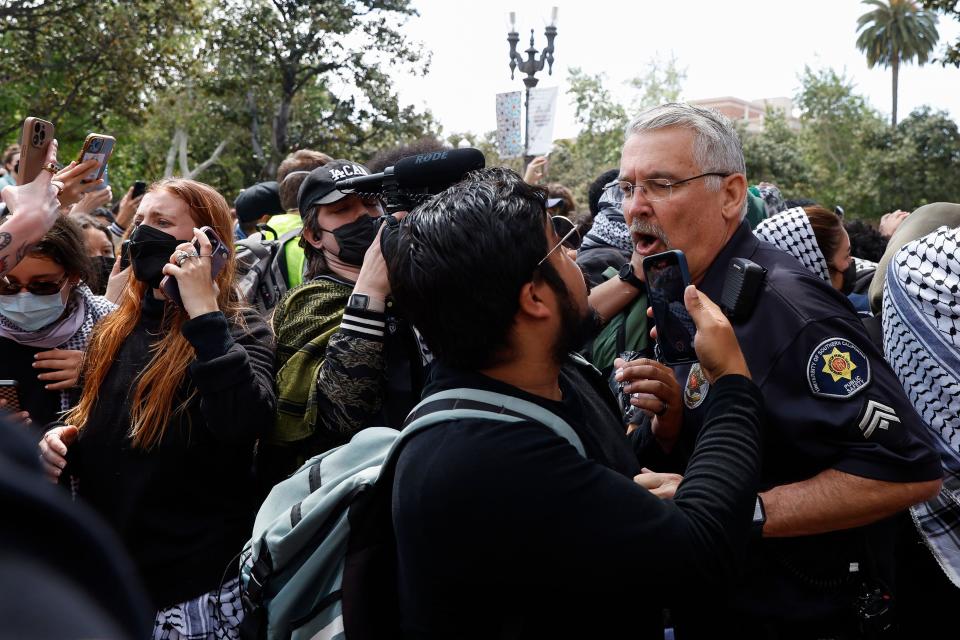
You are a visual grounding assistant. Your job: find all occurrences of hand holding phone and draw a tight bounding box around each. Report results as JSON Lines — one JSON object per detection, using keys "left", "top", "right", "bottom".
{"left": 642, "top": 250, "right": 698, "bottom": 366}
{"left": 16, "top": 117, "right": 55, "bottom": 185}
{"left": 661, "top": 285, "right": 750, "bottom": 384}
{"left": 160, "top": 226, "right": 230, "bottom": 316}
{"left": 76, "top": 134, "right": 116, "bottom": 191}
{"left": 0, "top": 380, "right": 21, "bottom": 413}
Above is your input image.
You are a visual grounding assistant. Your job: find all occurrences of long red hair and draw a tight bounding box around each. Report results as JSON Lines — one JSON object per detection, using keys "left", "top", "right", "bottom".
{"left": 66, "top": 179, "right": 246, "bottom": 449}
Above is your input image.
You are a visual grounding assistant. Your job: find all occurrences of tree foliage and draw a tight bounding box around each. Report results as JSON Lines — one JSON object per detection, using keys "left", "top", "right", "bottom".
{"left": 0, "top": 0, "right": 438, "bottom": 197}
{"left": 210, "top": 0, "right": 436, "bottom": 178}
{"left": 920, "top": 0, "right": 960, "bottom": 66}
{"left": 856, "top": 0, "right": 940, "bottom": 126}
{"left": 739, "top": 66, "right": 960, "bottom": 216}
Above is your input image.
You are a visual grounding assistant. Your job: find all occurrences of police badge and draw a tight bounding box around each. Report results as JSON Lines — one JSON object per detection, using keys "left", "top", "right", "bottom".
{"left": 684, "top": 363, "right": 709, "bottom": 409}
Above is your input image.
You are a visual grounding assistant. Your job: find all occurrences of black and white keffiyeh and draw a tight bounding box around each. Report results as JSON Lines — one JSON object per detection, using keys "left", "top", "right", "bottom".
{"left": 882, "top": 225, "right": 960, "bottom": 587}
{"left": 0, "top": 283, "right": 115, "bottom": 412}
{"left": 153, "top": 577, "right": 243, "bottom": 640}
{"left": 581, "top": 188, "right": 633, "bottom": 255}
{"left": 754, "top": 207, "right": 831, "bottom": 283}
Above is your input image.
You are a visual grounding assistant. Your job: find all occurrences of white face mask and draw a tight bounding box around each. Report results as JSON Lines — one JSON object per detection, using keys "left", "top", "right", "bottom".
{"left": 0, "top": 288, "right": 67, "bottom": 331}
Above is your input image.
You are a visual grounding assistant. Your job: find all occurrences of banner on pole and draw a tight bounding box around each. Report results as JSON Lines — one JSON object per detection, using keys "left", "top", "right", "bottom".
{"left": 495, "top": 91, "right": 523, "bottom": 159}
{"left": 526, "top": 86, "right": 558, "bottom": 156}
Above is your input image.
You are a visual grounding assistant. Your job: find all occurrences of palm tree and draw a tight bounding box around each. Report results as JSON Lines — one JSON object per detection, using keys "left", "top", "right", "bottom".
{"left": 856, "top": 0, "right": 940, "bottom": 127}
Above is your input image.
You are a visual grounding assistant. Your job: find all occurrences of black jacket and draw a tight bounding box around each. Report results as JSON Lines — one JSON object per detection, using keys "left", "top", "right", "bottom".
{"left": 393, "top": 359, "right": 763, "bottom": 639}
{"left": 64, "top": 295, "right": 276, "bottom": 608}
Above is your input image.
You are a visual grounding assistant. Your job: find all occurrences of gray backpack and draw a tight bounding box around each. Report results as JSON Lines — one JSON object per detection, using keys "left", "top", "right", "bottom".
{"left": 234, "top": 226, "right": 301, "bottom": 314}
{"left": 239, "top": 387, "right": 585, "bottom": 640}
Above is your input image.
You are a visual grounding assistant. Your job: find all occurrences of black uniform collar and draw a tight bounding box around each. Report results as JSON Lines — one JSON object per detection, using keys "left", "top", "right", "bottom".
{"left": 698, "top": 220, "right": 758, "bottom": 298}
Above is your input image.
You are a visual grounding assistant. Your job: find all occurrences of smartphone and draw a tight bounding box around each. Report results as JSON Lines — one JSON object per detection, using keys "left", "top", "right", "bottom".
{"left": 131, "top": 180, "right": 147, "bottom": 199}
{"left": 0, "top": 380, "right": 20, "bottom": 413}
{"left": 16, "top": 117, "right": 55, "bottom": 184}
{"left": 642, "top": 250, "right": 698, "bottom": 366}
{"left": 160, "top": 226, "right": 230, "bottom": 309}
{"left": 76, "top": 133, "right": 116, "bottom": 190}
{"left": 119, "top": 239, "right": 132, "bottom": 270}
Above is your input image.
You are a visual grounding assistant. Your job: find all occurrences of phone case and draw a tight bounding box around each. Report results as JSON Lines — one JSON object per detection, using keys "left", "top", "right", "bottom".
{"left": 0, "top": 381, "right": 21, "bottom": 413}
{"left": 16, "top": 118, "right": 55, "bottom": 184}
{"left": 642, "top": 250, "right": 698, "bottom": 366}
{"left": 159, "top": 227, "right": 230, "bottom": 309}
{"left": 76, "top": 134, "right": 116, "bottom": 184}
{"left": 119, "top": 240, "right": 132, "bottom": 271}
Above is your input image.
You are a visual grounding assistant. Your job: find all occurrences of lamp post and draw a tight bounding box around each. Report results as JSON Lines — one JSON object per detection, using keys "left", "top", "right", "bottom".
{"left": 507, "top": 7, "right": 558, "bottom": 165}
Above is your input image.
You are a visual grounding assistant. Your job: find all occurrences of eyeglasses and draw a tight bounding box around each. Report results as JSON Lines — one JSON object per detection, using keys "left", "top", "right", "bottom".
{"left": 538, "top": 217, "right": 581, "bottom": 266}
{"left": 0, "top": 274, "right": 70, "bottom": 296}
{"left": 605, "top": 172, "right": 732, "bottom": 203}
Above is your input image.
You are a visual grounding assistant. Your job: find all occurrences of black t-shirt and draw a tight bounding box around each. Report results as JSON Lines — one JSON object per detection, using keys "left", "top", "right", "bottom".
{"left": 392, "top": 360, "right": 764, "bottom": 639}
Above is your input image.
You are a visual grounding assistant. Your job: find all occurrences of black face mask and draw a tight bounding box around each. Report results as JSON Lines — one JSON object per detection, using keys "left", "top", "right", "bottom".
{"left": 840, "top": 261, "right": 857, "bottom": 296}
{"left": 128, "top": 224, "right": 182, "bottom": 288}
{"left": 323, "top": 216, "right": 377, "bottom": 267}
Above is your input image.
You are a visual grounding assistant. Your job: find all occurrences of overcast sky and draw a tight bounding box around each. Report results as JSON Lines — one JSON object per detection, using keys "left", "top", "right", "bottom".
{"left": 391, "top": 0, "right": 960, "bottom": 142}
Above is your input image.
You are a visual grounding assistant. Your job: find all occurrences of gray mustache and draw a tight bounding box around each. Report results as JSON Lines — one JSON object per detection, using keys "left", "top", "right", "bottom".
{"left": 629, "top": 220, "right": 670, "bottom": 246}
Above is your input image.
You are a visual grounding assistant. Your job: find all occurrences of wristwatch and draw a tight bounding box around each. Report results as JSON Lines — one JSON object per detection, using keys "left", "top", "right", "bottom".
{"left": 752, "top": 494, "right": 767, "bottom": 538}
{"left": 347, "top": 293, "right": 371, "bottom": 312}
{"left": 346, "top": 293, "right": 385, "bottom": 314}
{"left": 618, "top": 263, "right": 644, "bottom": 290}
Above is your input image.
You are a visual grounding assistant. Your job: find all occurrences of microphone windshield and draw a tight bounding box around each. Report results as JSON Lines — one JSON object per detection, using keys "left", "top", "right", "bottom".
{"left": 393, "top": 148, "right": 485, "bottom": 190}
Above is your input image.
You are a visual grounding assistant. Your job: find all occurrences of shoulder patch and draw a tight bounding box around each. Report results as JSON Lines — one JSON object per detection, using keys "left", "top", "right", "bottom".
{"left": 807, "top": 337, "right": 871, "bottom": 399}
{"left": 683, "top": 363, "right": 710, "bottom": 409}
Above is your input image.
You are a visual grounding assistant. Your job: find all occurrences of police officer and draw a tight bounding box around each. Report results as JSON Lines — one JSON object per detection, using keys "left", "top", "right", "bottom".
{"left": 615, "top": 103, "right": 942, "bottom": 638}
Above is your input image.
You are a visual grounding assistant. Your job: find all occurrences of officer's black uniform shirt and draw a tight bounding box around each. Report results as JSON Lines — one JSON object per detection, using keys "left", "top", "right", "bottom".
{"left": 646, "top": 221, "right": 941, "bottom": 623}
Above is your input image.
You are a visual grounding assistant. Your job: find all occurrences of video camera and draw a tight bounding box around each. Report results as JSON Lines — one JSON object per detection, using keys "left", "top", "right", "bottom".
{"left": 334, "top": 148, "right": 485, "bottom": 213}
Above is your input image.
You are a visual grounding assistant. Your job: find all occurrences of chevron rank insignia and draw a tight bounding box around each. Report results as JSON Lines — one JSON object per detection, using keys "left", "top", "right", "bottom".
{"left": 807, "top": 337, "right": 871, "bottom": 399}
{"left": 858, "top": 400, "right": 901, "bottom": 439}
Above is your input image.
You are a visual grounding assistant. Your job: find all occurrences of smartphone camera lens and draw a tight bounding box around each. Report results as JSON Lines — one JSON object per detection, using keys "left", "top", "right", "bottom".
{"left": 91, "top": 139, "right": 101, "bottom": 152}
{"left": 33, "top": 122, "right": 41, "bottom": 133}
{"left": 32, "top": 134, "right": 40, "bottom": 146}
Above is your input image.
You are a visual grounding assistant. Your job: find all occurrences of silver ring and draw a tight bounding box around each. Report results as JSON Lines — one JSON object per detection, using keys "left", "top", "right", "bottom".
{"left": 175, "top": 250, "right": 191, "bottom": 267}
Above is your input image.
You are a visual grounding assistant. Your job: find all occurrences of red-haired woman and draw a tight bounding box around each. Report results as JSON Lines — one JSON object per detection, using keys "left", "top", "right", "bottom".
{"left": 38, "top": 179, "right": 276, "bottom": 639}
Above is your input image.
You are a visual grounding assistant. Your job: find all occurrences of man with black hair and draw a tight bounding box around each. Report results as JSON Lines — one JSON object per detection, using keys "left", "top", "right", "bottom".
{"left": 388, "top": 166, "right": 766, "bottom": 638}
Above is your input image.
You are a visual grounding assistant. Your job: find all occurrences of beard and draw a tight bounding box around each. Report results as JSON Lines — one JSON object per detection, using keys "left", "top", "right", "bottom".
{"left": 552, "top": 284, "right": 601, "bottom": 364}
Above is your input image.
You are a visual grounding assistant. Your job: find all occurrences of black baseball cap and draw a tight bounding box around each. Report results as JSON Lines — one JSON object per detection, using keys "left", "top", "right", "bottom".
{"left": 297, "top": 160, "right": 369, "bottom": 218}
{"left": 235, "top": 181, "right": 283, "bottom": 223}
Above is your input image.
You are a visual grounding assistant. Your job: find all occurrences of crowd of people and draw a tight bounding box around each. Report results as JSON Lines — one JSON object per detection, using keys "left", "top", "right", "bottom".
{"left": 1, "top": 102, "right": 959, "bottom": 639}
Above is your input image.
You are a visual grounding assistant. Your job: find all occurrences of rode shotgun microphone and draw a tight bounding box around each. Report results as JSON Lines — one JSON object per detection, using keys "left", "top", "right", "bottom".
{"left": 335, "top": 148, "right": 485, "bottom": 211}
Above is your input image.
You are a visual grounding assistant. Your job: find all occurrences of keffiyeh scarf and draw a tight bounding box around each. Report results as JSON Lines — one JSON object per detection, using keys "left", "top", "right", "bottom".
{"left": 882, "top": 225, "right": 960, "bottom": 587}
{"left": 0, "top": 283, "right": 115, "bottom": 412}
{"left": 581, "top": 188, "right": 633, "bottom": 255}
{"left": 754, "top": 207, "right": 831, "bottom": 282}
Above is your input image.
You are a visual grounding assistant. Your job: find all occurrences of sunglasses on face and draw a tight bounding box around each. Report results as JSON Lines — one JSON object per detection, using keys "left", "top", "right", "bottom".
{"left": 551, "top": 215, "right": 582, "bottom": 250}
{"left": 538, "top": 216, "right": 582, "bottom": 266}
{"left": 0, "top": 274, "right": 69, "bottom": 296}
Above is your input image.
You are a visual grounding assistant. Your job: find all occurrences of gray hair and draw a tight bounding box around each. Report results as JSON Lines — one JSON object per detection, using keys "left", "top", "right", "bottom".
{"left": 625, "top": 103, "right": 748, "bottom": 219}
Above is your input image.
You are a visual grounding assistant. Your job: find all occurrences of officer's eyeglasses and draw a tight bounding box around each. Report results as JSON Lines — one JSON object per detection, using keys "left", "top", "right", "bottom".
{"left": 605, "top": 172, "right": 732, "bottom": 203}
{"left": 538, "top": 217, "right": 581, "bottom": 266}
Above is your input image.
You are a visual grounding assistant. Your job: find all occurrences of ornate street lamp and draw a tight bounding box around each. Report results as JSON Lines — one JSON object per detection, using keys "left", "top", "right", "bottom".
{"left": 507, "top": 7, "right": 558, "bottom": 164}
